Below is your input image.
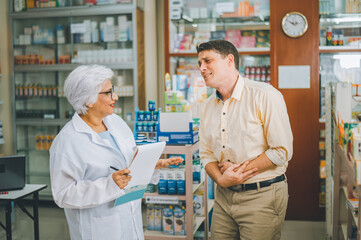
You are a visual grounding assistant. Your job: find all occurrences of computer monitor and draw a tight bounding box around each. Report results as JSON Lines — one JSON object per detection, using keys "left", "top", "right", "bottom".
{"left": 0, "top": 155, "right": 26, "bottom": 191}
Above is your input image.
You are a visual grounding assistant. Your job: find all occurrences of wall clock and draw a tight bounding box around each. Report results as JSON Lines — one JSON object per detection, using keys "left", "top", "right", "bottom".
{"left": 281, "top": 12, "right": 308, "bottom": 38}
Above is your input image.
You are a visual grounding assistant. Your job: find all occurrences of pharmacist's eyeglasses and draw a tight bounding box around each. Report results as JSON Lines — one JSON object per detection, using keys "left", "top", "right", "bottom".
{"left": 99, "top": 86, "right": 115, "bottom": 98}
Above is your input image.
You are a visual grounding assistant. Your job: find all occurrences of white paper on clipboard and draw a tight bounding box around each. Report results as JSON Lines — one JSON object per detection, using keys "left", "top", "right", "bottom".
{"left": 114, "top": 142, "right": 166, "bottom": 206}
{"left": 126, "top": 141, "right": 166, "bottom": 188}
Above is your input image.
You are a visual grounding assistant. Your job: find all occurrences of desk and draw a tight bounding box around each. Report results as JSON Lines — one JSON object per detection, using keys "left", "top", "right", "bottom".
{"left": 0, "top": 184, "right": 47, "bottom": 240}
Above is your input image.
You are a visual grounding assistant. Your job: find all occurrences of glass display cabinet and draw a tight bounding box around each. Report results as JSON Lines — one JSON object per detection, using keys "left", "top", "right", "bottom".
{"left": 165, "top": 0, "right": 270, "bottom": 116}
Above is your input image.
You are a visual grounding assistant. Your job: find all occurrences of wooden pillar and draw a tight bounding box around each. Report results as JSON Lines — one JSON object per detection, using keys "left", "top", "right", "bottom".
{"left": 270, "top": 0, "right": 323, "bottom": 220}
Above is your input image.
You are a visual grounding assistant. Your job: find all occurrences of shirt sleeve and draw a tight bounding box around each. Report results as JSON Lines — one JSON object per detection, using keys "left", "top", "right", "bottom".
{"left": 199, "top": 103, "right": 218, "bottom": 168}
{"left": 261, "top": 89, "right": 293, "bottom": 166}
{"left": 50, "top": 152, "right": 125, "bottom": 209}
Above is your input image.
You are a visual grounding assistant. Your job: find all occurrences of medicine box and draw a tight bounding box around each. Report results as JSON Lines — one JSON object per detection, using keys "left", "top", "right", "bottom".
{"left": 167, "top": 170, "right": 177, "bottom": 195}
{"left": 157, "top": 111, "right": 198, "bottom": 144}
{"left": 193, "top": 195, "right": 204, "bottom": 216}
{"left": 174, "top": 206, "right": 186, "bottom": 235}
{"left": 158, "top": 170, "right": 168, "bottom": 194}
{"left": 146, "top": 204, "right": 155, "bottom": 230}
{"left": 157, "top": 122, "right": 198, "bottom": 144}
{"left": 176, "top": 169, "right": 185, "bottom": 195}
{"left": 154, "top": 205, "right": 162, "bottom": 231}
{"left": 162, "top": 206, "right": 174, "bottom": 235}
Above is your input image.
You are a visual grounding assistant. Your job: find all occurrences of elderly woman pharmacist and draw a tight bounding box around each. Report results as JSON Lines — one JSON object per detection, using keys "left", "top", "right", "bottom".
{"left": 49, "top": 65, "right": 183, "bottom": 240}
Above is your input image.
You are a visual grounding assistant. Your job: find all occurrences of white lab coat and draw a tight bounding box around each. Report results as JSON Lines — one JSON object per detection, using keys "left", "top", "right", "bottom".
{"left": 50, "top": 113, "right": 156, "bottom": 240}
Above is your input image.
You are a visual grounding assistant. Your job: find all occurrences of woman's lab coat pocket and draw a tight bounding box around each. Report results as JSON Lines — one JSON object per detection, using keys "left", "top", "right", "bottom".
{"left": 91, "top": 213, "right": 122, "bottom": 240}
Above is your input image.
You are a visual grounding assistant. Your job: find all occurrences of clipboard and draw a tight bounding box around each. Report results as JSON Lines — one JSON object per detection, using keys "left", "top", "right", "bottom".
{"left": 128, "top": 147, "right": 138, "bottom": 167}
{"left": 114, "top": 142, "right": 166, "bottom": 206}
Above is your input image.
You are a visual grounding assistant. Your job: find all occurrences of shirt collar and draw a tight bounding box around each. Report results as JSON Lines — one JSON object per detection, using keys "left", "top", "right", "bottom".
{"left": 215, "top": 74, "right": 244, "bottom": 102}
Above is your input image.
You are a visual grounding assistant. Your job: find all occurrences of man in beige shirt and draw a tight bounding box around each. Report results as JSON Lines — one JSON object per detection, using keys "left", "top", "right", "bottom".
{"left": 197, "top": 40, "right": 293, "bottom": 240}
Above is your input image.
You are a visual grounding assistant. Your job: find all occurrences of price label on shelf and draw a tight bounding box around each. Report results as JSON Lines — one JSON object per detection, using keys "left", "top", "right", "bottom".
{"left": 70, "top": 23, "right": 86, "bottom": 34}
{"left": 145, "top": 196, "right": 179, "bottom": 204}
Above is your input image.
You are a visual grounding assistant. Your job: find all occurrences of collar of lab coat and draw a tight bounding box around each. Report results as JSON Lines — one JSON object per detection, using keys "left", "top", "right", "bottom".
{"left": 71, "top": 113, "right": 132, "bottom": 166}
{"left": 71, "top": 112, "right": 116, "bottom": 148}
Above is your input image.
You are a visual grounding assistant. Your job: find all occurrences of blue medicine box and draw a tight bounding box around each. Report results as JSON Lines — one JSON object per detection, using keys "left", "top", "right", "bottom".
{"left": 157, "top": 122, "right": 198, "bottom": 144}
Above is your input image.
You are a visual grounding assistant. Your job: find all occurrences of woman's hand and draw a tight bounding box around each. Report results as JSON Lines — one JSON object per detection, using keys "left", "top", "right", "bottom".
{"left": 218, "top": 161, "right": 258, "bottom": 188}
{"left": 155, "top": 157, "right": 184, "bottom": 169}
{"left": 112, "top": 168, "right": 132, "bottom": 189}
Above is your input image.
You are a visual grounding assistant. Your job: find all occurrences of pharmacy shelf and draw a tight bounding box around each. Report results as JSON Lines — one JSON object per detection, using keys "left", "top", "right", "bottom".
{"left": 143, "top": 141, "right": 209, "bottom": 240}
{"left": 13, "top": 40, "right": 133, "bottom": 48}
{"left": 143, "top": 181, "right": 204, "bottom": 201}
{"left": 15, "top": 118, "right": 133, "bottom": 127}
{"left": 10, "top": 4, "right": 133, "bottom": 19}
{"left": 143, "top": 192, "right": 186, "bottom": 201}
{"left": 14, "top": 63, "right": 135, "bottom": 72}
{"left": 9, "top": 0, "right": 143, "bottom": 201}
{"left": 17, "top": 148, "right": 50, "bottom": 153}
{"left": 16, "top": 118, "right": 69, "bottom": 126}
{"left": 169, "top": 47, "right": 270, "bottom": 57}
{"left": 319, "top": 46, "right": 361, "bottom": 53}
{"left": 333, "top": 143, "right": 361, "bottom": 239}
{"left": 344, "top": 187, "right": 360, "bottom": 227}
{"left": 143, "top": 230, "right": 186, "bottom": 240}
{"left": 171, "top": 15, "right": 269, "bottom": 25}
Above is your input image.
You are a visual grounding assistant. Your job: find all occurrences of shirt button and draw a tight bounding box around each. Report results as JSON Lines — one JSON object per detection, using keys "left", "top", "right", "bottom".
{"left": 223, "top": 112, "right": 226, "bottom": 115}
{"left": 223, "top": 145, "right": 225, "bottom": 148}
{"left": 222, "top": 129, "right": 225, "bottom": 132}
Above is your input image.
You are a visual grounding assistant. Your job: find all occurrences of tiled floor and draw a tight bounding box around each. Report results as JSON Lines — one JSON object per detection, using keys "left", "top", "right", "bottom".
{"left": 281, "top": 220, "right": 326, "bottom": 240}
{"left": 0, "top": 203, "right": 326, "bottom": 240}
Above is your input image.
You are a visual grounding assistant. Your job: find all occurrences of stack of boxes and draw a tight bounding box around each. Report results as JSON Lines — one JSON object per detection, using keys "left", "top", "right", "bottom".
{"left": 134, "top": 101, "right": 159, "bottom": 144}
{"left": 146, "top": 204, "right": 186, "bottom": 236}
{"left": 145, "top": 151, "right": 206, "bottom": 236}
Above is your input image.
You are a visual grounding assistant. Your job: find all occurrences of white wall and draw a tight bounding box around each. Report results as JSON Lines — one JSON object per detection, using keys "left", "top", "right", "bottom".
{"left": 144, "top": 0, "right": 158, "bottom": 106}
{"left": 0, "top": 0, "right": 13, "bottom": 155}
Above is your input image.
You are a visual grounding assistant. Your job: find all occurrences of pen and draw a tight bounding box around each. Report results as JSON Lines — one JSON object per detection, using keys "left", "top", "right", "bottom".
{"left": 110, "top": 166, "right": 131, "bottom": 177}
{"left": 110, "top": 166, "right": 119, "bottom": 171}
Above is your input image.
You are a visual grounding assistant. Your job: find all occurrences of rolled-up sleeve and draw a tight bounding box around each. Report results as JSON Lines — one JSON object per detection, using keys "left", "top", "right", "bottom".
{"left": 261, "top": 90, "right": 293, "bottom": 166}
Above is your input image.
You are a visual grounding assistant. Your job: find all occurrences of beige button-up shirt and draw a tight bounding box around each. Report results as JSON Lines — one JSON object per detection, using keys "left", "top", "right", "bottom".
{"left": 199, "top": 76, "right": 293, "bottom": 183}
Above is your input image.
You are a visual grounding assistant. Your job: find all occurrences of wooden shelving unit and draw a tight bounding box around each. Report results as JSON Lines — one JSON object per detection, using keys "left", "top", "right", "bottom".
{"left": 143, "top": 142, "right": 213, "bottom": 240}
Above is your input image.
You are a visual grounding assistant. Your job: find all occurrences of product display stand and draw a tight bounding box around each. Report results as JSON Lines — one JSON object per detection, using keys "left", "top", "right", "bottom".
{"left": 143, "top": 141, "right": 214, "bottom": 240}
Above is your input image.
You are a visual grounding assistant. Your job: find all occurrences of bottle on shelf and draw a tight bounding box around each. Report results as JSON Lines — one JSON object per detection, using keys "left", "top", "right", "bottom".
{"left": 326, "top": 27, "right": 332, "bottom": 46}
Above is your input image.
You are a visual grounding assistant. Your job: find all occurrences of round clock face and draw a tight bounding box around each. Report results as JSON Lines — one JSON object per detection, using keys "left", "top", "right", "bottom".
{"left": 281, "top": 12, "right": 308, "bottom": 38}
